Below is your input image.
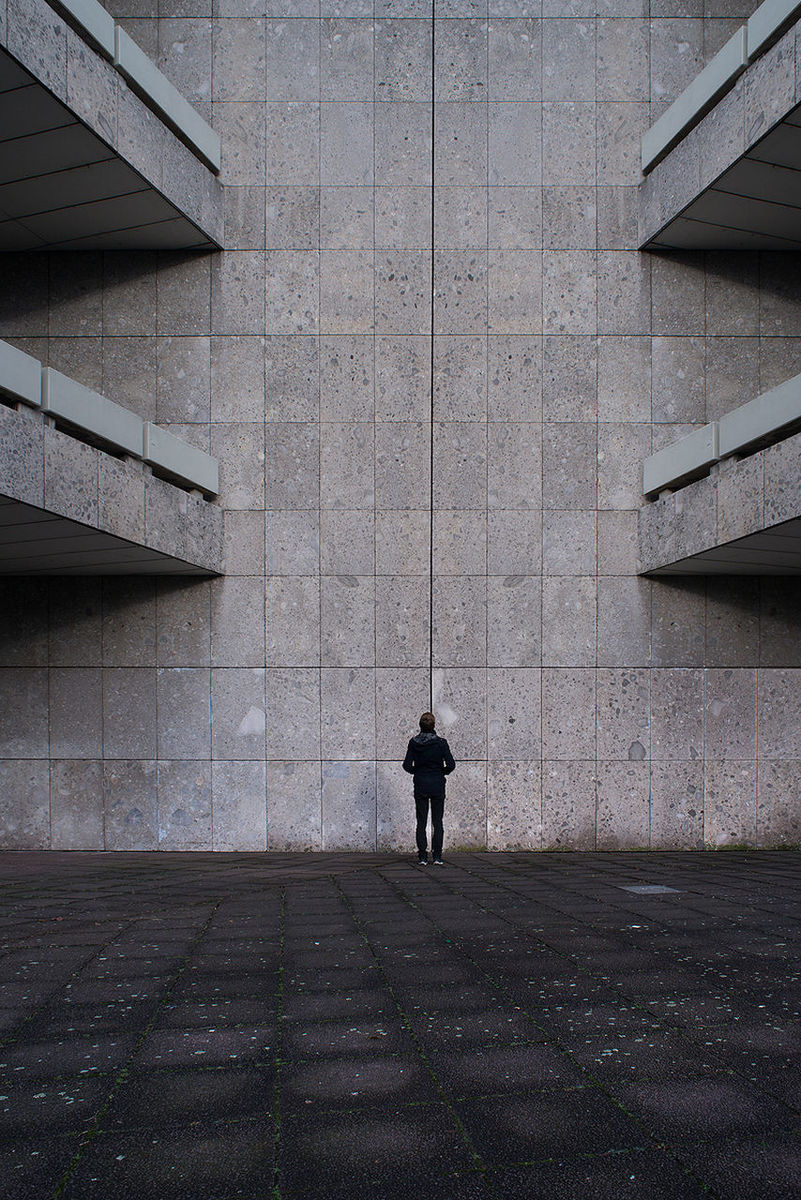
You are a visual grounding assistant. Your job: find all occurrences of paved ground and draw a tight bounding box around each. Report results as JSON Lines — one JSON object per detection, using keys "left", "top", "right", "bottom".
{"left": 0, "top": 850, "right": 799, "bottom": 1200}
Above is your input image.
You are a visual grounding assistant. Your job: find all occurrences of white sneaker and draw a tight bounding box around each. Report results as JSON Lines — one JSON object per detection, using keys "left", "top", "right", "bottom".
{"left": 432, "top": 858, "right": 444, "bottom": 865}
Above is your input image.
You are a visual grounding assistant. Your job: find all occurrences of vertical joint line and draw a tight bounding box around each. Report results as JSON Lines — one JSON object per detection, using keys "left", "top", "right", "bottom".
{"left": 429, "top": 5, "right": 436, "bottom": 712}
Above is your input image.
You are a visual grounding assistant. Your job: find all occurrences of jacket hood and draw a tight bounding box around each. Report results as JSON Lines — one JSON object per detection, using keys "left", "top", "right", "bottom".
{"left": 412, "top": 731, "right": 439, "bottom": 745}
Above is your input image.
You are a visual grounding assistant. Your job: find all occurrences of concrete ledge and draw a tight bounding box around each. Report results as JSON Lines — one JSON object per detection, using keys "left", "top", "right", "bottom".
{"left": 0, "top": 340, "right": 42, "bottom": 408}
{"left": 640, "top": 14, "right": 801, "bottom": 248}
{"left": 0, "top": 404, "right": 223, "bottom": 575}
{"left": 42, "top": 367, "right": 143, "bottom": 458}
{"left": 643, "top": 424, "right": 719, "bottom": 497}
{"left": 44, "top": 0, "right": 219, "bottom": 172}
{"left": 748, "top": 0, "right": 801, "bottom": 59}
{"left": 719, "top": 372, "right": 801, "bottom": 457}
{"left": 143, "top": 423, "right": 219, "bottom": 499}
{"left": 639, "top": 428, "right": 801, "bottom": 575}
{"left": 48, "top": 0, "right": 114, "bottom": 58}
{"left": 642, "top": 28, "right": 748, "bottom": 172}
{"left": 1, "top": 342, "right": 219, "bottom": 499}
{"left": 114, "top": 27, "right": 220, "bottom": 174}
{"left": 1, "top": 0, "right": 223, "bottom": 249}
{"left": 644, "top": 368, "right": 801, "bottom": 497}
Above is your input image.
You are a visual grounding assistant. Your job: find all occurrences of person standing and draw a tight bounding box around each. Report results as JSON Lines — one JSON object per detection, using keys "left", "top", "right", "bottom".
{"left": 402, "top": 712, "right": 456, "bottom": 866}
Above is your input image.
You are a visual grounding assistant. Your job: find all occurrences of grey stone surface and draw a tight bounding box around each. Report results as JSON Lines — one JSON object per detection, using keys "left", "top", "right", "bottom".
{"left": 704, "top": 759, "right": 757, "bottom": 848}
{"left": 49, "top": 668, "right": 103, "bottom": 759}
{"left": 542, "top": 759, "right": 596, "bottom": 850}
{"left": 103, "top": 759, "right": 158, "bottom": 850}
{"left": 157, "top": 668, "right": 211, "bottom": 759}
{"left": 50, "top": 759, "right": 104, "bottom": 850}
{"left": 157, "top": 758, "right": 212, "bottom": 849}
{"left": 650, "top": 760, "right": 704, "bottom": 849}
{"left": 212, "top": 760, "right": 266, "bottom": 851}
{"left": 5, "top": 4, "right": 801, "bottom": 854}
{"left": 596, "top": 759, "right": 649, "bottom": 850}
{"left": 0, "top": 760, "right": 50, "bottom": 849}
{"left": 267, "top": 760, "right": 322, "bottom": 850}
{"left": 0, "top": 404, "right": 45, "bottom": 507}
{"left": 210, "top": 668, "right": 266, "bottom": 760}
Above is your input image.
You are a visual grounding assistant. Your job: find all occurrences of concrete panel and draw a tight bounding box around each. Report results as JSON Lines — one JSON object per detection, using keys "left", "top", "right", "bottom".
{"left": 158, "top": 759, "right": 211, "bottom": 849}
{"left": 446, "top": 760, "right": 487, "bottom": 851}
{"left": 757, "top": 759, "right": 801, "bottom": 846}
{"left": 322, "top": 760, "right": 376, "bottom": 850}
{"left": 0, "top": 404, "right": 45, "bottom": 507}
{"left": 542, "top": 760, "right": 596, "bottom": 850}
{"left": 49, "top": 667, "right": 102, "bottom": 758}
{"left": 642, "top": 27, "right": 747, "bottom": 171}
{"left": 114, "top": 27, "right": 221, "bottom": 171}
{"left": 487, "top": 761, "right": 541, "bottom": 850}
{"left": 103, "top": 759, "right": 157, "bottom": 850}
{"left": 0, "top": 338, "right": 42, "bottom": 407}
{"left": 650, "top": 761, "right": 704, "bottom": 849}
{"left": 212, "top": 760, "right": 266, "bottom": 852}
{"left": 267, "top": 760, "right": 322, "bottom": 850}
{"left": 542, "top": 668, "right": 595, "bottom": 761}
{"left": 596, "top": 760, "right": 650, "bottom": 851}
{"left": 704, "top": 760, "right": 757, "bottom": 848}
{"left": 51, "top": 759, "right": 104, "bottom": 849}
{"left": 0, "top": 759, "right": 50, "bottom": 849}
{"left": 0, "top": 668, "right": 48, "bottom": 757}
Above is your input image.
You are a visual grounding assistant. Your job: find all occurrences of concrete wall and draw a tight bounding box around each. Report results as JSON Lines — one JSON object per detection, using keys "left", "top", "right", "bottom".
{"left": 2, "top": 0, "right": 801, "bottom": 851}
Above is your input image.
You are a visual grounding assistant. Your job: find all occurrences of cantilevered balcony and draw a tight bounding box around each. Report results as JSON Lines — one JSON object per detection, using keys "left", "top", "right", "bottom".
{"left": 640, "top": 0, "right": 801, "bottom": 250}
{"left": 640, "top": 371, "right": 801, "bottom": 575}
{"left": 0, "top": 0, "right": 222, "bottom": 249}
{"left": 0, "top": 339, "right": 223, "bottom": 575}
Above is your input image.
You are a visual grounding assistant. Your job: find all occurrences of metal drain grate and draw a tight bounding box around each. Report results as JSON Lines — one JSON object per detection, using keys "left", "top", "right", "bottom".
{"left": 620, "top": 885, "right": 680, "bottom": 894}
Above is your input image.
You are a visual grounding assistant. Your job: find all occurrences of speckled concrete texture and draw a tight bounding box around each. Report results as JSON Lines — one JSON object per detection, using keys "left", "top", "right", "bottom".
{"left": 2, "top": 0, "right": 801, "bottom": 851}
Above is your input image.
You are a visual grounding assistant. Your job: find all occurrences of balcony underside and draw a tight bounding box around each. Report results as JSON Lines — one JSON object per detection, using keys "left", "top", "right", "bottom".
{"left": 0, "top": 495, "right": 215, "bottom": 574}
{"left": 646, "top": 105, "right": 801, "bottom": 251}
{"left": 646, "top": 516, "right": 801, "bottom": 575}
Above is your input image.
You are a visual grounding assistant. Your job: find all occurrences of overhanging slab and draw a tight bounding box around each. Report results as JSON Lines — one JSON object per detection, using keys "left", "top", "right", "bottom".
{"left": 639, "top": 428, "right": 801, "bottom": 576}
{"left": 640, "top": 19, "right": 801, "bottom": 250}
{"left": 0, "top": 404, "right": 223, "bottom": 575}
{"left": 0, "top": 0, "right": 222, "bottom": 250}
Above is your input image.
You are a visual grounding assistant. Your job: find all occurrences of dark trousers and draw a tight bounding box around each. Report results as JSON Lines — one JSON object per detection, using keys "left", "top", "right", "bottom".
{"left": 415, "top": 794, "right": 444, "bottom": 860}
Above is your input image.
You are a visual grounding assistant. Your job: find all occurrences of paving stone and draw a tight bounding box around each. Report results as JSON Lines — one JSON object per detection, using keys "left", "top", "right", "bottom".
{"left": 102, "top": 1066, "right": 272, "bottom": 1131}
{"left": 0, "top": 1073, "right": 111, "bottom": 1137}
{"left": 0, "top": 1134, "right": 80, "bottom": 1200}
{"left": 278, "top": 1104, "right": 476, "bottom": 1194}
{"left": 608, "top": 1078, "right": 800, "bottom": 1145}
{"left": 1, "top": 850, "right": 800, "bottom": 1198}
{"left": 455, "top": 1085, "right": 644, "bottom": 1163}
{"left": 59, "top": 1121, "right": 274, "bottom": 1200}
{"left": 280, "top": 1054, "right": 439, "bottom": 1111}
{"left": 488, "top": 1148, "right": 712, "bottom": 1199}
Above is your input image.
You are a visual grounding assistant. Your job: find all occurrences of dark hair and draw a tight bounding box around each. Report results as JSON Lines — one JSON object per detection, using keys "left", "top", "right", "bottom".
{"left": 419, "top": 712, "right": 436, "bottom": 732}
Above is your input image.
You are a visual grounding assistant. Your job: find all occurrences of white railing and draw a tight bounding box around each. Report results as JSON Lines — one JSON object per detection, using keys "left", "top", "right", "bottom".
{"left": 643, "top": 370, "right": 801, "bottom": 496}
{"left": 642, "top": 0, "right": 801, "bottom": 172}
{"left": 45, "top": 0, "right": 220, "bottom": 173}
{"left": 0, "top": 339, "right": 219, "bottom": 498}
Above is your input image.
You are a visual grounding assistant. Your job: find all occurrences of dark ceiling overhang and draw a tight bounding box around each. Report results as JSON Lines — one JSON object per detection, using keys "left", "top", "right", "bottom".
{"left": 0, "top": 495, "right": 216, "bottom": 575}
{"left": 644, "top": 104, "right": 801, "bottom": 251}
{"left": 0, "top": 12, "right": 222, "bottom": 250}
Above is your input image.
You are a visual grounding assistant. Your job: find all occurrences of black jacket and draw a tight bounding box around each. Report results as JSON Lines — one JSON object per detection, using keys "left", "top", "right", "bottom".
{"left": 402, "top": 731, "right": 456, "bottom": 798}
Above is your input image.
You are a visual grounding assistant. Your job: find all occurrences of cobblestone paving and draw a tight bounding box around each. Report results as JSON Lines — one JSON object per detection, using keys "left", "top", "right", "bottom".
{"left": 0, "top": 851, "right": 799, "bottom": 1199}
